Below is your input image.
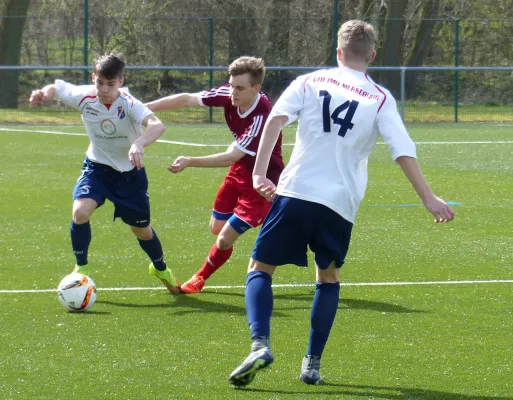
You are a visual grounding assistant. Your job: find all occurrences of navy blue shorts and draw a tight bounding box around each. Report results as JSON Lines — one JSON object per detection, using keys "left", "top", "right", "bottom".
{"left": 252, "top": 195, "right": 353, "bottom": 269}
{"left": 72, "top": 158, "right": 151, "bottom": 227}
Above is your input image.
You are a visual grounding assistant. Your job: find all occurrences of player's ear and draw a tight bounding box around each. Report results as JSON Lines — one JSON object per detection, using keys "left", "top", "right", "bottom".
{"left": 91, "top": 72, "right": 96, "bottom": 83}
{"left": 119, "top": 76, "right": 124, "bottom": 86}
{"left": 337, "top": 48, "right": 344, "bottom": 65}
{"left": 369, "top": 50, "right": 376, "bottom": 64}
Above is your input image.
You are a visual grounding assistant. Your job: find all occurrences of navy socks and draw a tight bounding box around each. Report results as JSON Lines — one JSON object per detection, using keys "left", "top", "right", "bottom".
{"left": 70, "top": 221, "right": 91, "bottom": 266}
{"left": 245, "top": 270, "right": 273, "bottom": 339}
{"left": 307, "top": 282, "right": 340, "bottom": 357}
{"left": 138, "top": 228, "right": 166, "bottom": 270}
{"left": 245, "top": 271, "right": 340, "bottom": 358}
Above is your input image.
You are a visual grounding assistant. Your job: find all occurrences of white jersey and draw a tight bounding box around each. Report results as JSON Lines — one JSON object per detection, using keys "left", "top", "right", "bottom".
{"left": 270, "top": 67, "right": 416, "bottom": 223}
{"left": 55, "top": 79, "right": 153, "bottom": 172}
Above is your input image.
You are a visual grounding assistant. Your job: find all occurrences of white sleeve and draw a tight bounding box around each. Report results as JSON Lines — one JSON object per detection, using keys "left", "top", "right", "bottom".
{"left": 128, "top": 97, "right": 153, "bottom": 124}
{"left": 269, "top": 75, "right": 307, "bottom": 126}
{"left": 377, "top": 93, "right": 417, "bottom": 161}
{"left": 54, "top": 79, "right": 95, "bottom": 109}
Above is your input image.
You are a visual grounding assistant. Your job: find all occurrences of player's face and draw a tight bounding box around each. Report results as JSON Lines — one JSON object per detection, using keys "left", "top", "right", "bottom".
{"left": 229, "top": 73, "right": 260, "bottom": 110}
{"left": 92, "top": 73, "right": 124, "bottom": 104}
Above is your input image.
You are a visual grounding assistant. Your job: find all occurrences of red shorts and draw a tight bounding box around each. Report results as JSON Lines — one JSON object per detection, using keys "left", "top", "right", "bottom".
{"left": 212, "top": 174, "right": 271, "bottom": 228}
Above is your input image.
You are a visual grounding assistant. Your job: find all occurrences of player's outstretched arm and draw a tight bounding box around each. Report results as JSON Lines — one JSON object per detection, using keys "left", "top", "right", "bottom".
{"left": 29, "top": 84, "right": 56, "bottom": 106}
{"left": 252, "top": 115, "right": 287, "bottom": 201}
{"left": 168, "top": 142, "right": 245, "bottom": 173}
{"left": 129, "top": 114, "right": 166, "bottom": 170}
{"left": 396, "top": 156, "right": 455, "bottom": 223}
{"left": 145, "top": 93, "right": 200, "bottom": 112}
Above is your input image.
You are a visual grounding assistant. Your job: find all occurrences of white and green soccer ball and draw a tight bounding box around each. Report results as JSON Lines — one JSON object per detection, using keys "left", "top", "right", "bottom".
{"left": 57, "top": 273, "right": 97, "bottom": 312}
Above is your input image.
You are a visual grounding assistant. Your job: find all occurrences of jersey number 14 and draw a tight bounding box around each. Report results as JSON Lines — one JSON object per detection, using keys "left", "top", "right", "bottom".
{"left": 319, "top": 90, "right": 359, "bottom": 137}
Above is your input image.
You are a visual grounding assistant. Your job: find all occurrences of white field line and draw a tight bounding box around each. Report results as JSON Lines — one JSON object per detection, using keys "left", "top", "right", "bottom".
{"left": 0, "top": 127, "right": 87, "bottom": 137}
{"left": 1, "top": 279, "right": 512, "bottom": 294}
{"left": 2, "top": 127, "right": 513, "bottom": 146}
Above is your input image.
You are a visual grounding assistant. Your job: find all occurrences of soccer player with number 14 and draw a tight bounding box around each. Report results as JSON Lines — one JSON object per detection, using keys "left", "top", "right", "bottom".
{"left": 229, "top": 20, "right": 455, "bottom": 387}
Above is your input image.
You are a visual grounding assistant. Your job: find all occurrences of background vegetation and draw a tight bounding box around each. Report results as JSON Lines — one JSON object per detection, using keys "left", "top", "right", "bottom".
{"left": 1, "top": 0, "right": 513, "bottom": 116}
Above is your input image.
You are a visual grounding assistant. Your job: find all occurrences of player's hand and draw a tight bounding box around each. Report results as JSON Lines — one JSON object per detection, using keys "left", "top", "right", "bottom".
{"left": 129, "top": 142, "right": 145, "bottom": 170}
{"left": 253, "top": 174, "right": 276, "bottom": 202}
{"left": 29, "top": 89, "right": 48, "bottom": 106}
{"left": 168, "top": 156, "right": 190, "bottom": 174}
{"left": 423, "top": 195, "right": 455, "bottom": 223}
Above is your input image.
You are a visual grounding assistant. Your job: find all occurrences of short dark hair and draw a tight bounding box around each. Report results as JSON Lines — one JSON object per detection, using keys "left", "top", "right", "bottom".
{"left": 228, "top": 56, "right": 265, "bottom": 86}
{"left": 93, "top": 51, "right": 125, "bottom": 79}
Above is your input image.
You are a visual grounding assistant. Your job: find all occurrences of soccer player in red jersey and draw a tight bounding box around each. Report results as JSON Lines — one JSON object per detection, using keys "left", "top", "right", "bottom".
{"left": 146, "top": 57, "right": 284, "bottom": 293}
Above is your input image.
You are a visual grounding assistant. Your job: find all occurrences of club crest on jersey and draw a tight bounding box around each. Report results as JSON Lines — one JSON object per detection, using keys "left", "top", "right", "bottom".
{"left": 117, "top": 106, "right": 126, "bottom": 120}
{"left": 101, "top": 119, "right": 116, "bottom": 135}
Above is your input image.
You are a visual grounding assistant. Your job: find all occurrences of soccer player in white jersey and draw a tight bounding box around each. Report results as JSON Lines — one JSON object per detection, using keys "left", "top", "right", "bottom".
{"left": 29, "top": 52, "right": 180, "bottom": 293}
{"left": 229, "top": 20, "right": 455, "bottom": 387}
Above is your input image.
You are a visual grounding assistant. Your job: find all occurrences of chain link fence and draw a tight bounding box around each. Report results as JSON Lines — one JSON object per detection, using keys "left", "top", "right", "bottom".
{"left": 18, "top": 17, "right": 513, "bottom": 67}
{"left": 2, "top": 16, "right": 513, "bottom": 123}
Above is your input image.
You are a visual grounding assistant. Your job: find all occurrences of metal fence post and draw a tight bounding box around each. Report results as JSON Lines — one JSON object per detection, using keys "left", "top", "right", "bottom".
{"left": 209, "top": 16, "right": 214, "bottom": 123}
{"left": 454, "top": 18, "right": 459, "bottom": 123}
{"left": 83, "top": 0, "right": 89, "bottom": 84}
{"left": 332, "top": 0, "right": 339, "bottom": 65}
{"left": 400, "top": 67, "right": 405, "bottom": 121}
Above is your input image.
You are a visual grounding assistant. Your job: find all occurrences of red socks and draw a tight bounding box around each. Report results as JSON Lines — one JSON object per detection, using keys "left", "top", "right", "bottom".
{"left": 197, "top": 244, "right": 233, "bottom": 280}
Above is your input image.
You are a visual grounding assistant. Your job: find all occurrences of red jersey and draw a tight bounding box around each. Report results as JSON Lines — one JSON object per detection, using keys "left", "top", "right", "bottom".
{"left": 199, "top": 85, "right": 284, "bottom": 185}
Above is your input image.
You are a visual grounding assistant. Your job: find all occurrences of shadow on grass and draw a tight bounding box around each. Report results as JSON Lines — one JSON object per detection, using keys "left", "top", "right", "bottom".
{"left": 210, "top": 291, "right": 424, "bottom": 314}
{"left": 238, "top": 383, "right": 512, "bottom": 399}
{"left": 96, "top": 295, "right": 287, "bottom": 317}
{"left": 72, "top": 310, "right": 111, "bottom": 315}
{"left": 339, "top": 298, "right": 425, "bottom": 313}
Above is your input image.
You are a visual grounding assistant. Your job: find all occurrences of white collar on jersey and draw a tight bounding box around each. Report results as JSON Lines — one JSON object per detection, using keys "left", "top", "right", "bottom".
{"left": 341, "top": 65, "right": 367, "bottom": 75}
{"left": 237, "top": 93, "right": 261, "bottom": 118}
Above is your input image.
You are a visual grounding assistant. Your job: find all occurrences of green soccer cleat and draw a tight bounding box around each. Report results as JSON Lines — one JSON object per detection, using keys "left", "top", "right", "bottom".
{"left": 149, "top": 263, "right": 181, "bottom": 294}
{"left": 72, "top": 264, "right": 89, "bottom": 276}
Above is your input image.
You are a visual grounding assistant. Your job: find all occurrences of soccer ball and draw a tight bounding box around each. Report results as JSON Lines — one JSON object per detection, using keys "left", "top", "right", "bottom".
{"left": 57, "top": 273, "right": 97, "bottom": 312}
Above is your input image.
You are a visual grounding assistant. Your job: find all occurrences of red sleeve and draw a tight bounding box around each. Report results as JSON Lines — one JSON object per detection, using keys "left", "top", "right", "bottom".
{"left": 198, "top": 85, "right": 231, "bottom": 107}
{"left": 235, "top": 114, "right": 266, "bottom": 155}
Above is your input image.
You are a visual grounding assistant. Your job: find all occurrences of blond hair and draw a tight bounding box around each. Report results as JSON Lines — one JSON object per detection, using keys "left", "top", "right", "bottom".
{"left": 228, "top": 56, "right": 265, "bottom": 86}
{"left": 337, "top": 20, "right": 376, "bottom": 63}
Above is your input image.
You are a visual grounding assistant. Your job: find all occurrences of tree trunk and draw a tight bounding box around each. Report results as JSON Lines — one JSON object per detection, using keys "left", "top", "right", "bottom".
{"left": 370, "top": 2, "right": 388, "bottom": 84}
{"left": 228, "top": 19, "right": 258, "bottom": 60}
{"left": 264, "top": 0, "right": 293, "bottom": 100}
{"left": 224, "top": 0, "right": 259, "bottom": 61}
{"left": 0, "top": 0, "right": 31, "bottom": 108}
{"left": 361, "top": 0, "right": 373, "bottom": 18}
{"left": 379, "top": 0, "right": 409, "bottom": 96}
{"left": 405, "top": 0, "right": 440, "bottom": 98}
{"left": 266, "top": 0, "right": 292, "bottom": 65}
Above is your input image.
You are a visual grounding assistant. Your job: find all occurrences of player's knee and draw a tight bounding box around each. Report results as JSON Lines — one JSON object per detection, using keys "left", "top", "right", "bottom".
{"left": 210, "top": 221, "right": 224, "bottom": 235}
{"left": 72, "top": 208, "right": 90, "bottom": 224}
{"left": 316, "top": 268, "right": 340, "bottom": 284}
{"left": 210, "top": 226, "right": 222, "bottom": 235}
{"left": 216, "top": 234, "right": 235, "bottom": 250}
{"left": 131, "top": 225, "right": 152, "bottom": 240}
{"left": 248, "top": 258, "right": 276, "bottom": 276}
{"left": 317, "top": 275, "right": 339, "bottom": 284}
